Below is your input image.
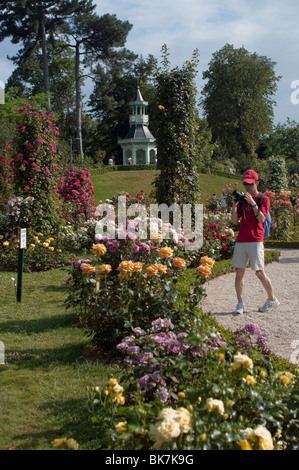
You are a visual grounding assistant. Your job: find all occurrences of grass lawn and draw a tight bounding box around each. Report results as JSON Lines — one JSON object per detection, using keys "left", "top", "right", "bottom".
{"left": 0, "top": 169, "right": 242, "bottom": 450}
{"left": 90, "top": 169, "right": 242, "bottom": 204}
{"left": 0, "top": 268, "right": 118, "bottom": 450}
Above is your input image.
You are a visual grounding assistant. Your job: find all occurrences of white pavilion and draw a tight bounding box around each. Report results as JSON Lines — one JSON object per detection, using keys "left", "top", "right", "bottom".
{"left": 118, "top": 87, "right": 157, "bottom": 165}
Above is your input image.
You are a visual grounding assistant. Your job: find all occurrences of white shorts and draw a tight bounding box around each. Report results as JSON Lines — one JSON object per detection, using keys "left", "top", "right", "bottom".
{"left": 232, "top": 242, "right": 264, "bottom": 271}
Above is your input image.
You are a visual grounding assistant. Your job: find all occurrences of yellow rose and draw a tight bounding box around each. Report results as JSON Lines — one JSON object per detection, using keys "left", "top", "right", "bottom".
{"left": 173, "top": 257, "right": 186, "bottom": 269}
{"left": 57, "top": 249, "right": 62, "bottom": 253}
{"left": 158, "top": 246, "right": 173, "bottom": 258}
{"left": 116, "top": 421, "right": 127, "bottom": 433}
{"left": 66, "top": 439, "right": 79, "bottom": 450}
{"left": 97, "top": 264, "right": 112, "bottom": 274}
{"left": 244, "top": 375, "right": 256, "bottom": 385}
{"left": 3, "top": 241, "right": 9, "bottom": 247}
{"left": 37, "top": 232, "right": 43, "bottom": 237}
{"left": 48, "top": 246, "right": 54, "bottom": 252}
{"left": 277, "top": 371, "right": 294, "bottom": 385}
{"left": 206, "top": 398, "right": 225, "bottom": 415}
{"left": 91, "top": 243, "right": 106, "bottom": 256}
{"left": 239, "top": 440, "right": 253, "bottom": 450}
{"left": 254, "top": 426, "right": 274, "bottom": 450}
{"left": 231, "top": 353, "right": 253, "bottom": 371}
{"left": 0, "top": 235, "right": 3, "bottom": 239}
{"left": 43, "top": 242, "right": 49, "bottom": 248}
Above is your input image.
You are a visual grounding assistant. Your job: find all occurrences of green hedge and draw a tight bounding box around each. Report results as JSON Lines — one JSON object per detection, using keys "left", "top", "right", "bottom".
{"left": 90, "top": 164, "right": 157, "bottom": 175}
{"left": 265, "top": 240, "right": 299, "bottom": 249}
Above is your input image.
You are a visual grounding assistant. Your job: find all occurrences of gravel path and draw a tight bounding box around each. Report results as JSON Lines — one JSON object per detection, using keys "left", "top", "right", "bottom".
{"left": 202, "top": 249, "right": 299, "bottom": 364}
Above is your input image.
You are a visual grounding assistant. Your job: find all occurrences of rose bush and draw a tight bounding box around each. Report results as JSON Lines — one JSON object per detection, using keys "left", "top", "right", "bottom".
{"left": 265, "top": 190, "right": 293, "bottom": 240}
{"left": 87, "top": 345, "right": 298, "bottom": 450}
{"left": 57, "top": 166, "right": 96, "bottom": 224}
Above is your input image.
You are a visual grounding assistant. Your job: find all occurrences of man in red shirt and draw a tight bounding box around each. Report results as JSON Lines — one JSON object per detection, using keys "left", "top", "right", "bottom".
{"left": 231, "top": 169, "right": 280, "bottom": 315}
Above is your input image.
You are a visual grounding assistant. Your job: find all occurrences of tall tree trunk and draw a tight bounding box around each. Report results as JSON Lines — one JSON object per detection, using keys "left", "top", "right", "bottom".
{"left": 40, "top": 16, "right": 51, "bottom": 113}
{"left": 75, "top": 41, "right": 83, "bottom": 160}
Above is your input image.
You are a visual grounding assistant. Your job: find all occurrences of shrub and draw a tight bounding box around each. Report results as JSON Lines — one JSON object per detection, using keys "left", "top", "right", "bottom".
{"left": 9, "top": 104, "right": 61, "bottom": 235}
{"left": 57, "top": 166, "right": 96, "bottom": 223}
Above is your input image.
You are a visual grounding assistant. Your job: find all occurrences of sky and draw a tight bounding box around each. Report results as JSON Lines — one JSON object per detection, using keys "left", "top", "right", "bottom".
{"left": 0, "top": 0, "right": 299, "bottom": 125}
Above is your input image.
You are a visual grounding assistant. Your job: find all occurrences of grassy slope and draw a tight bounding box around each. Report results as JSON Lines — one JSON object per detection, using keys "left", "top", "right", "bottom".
{"left": 90, "top": 169, "right": 242, "bottom": 204}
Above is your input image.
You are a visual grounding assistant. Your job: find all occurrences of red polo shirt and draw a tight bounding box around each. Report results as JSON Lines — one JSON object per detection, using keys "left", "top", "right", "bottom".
{"left": 235, "top": 193, "right": 270, "bottom": 243}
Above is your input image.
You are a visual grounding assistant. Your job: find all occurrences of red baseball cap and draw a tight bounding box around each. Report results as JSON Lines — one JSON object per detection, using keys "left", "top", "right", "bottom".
{"left": 243, "top": 169, "right": 258, "bottom": 184}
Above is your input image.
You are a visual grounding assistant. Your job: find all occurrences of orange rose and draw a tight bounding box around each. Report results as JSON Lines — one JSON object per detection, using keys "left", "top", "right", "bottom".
{"left": 200, "top": 256, "right": 215, "bottom": 267}
{"left": 117, "top": 260, "right": 135, "bottom": 273}
{"left": 146, "top": 265, "right": 159, "bottom": 276}
{"left": 92, "top": 243, "right": 107, "bottom": 255}
{"left": 97, "top": 264, "right": 112, "bottom": 274}
{"left": 133, "top": 262, "right": 143, "bottom": 272}
{"left": 81, "top": 263, "right": 96, "bottom": 274}
{"left": 197, "top": 265, "right": 212, "bottom": 277}
{"left": 154, "top": 263, "right": 168, "bottom": 274}
{"left": 173, "top": 257, "right": 186, "bottom": 269}
{"left": 158, "top": 246, "right": 173, "bottom": 258}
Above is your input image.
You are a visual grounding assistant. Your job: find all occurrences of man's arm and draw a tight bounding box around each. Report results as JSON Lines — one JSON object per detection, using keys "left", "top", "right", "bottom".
{"left": 231, "top": 199, "right": 240, "bottom": 224}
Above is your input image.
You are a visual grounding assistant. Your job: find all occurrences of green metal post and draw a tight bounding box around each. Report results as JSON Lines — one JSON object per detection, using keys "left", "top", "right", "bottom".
{"left": 16, "top": 247, "right": 24, "bottom": 302}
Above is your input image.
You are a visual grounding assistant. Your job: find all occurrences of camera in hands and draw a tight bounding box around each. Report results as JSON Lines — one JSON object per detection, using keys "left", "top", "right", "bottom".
{"left": 232, "top": 190, "right": 245, "bottom": 202}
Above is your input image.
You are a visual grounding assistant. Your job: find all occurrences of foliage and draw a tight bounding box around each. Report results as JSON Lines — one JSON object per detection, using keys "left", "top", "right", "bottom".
{"left": 154, "top": 46, "right": 201, "bottom": 206}
{"left": 265, "top": 190, "right": 294, "bottom": 240}
{"left": 266, "top": 155, "right": 288, "bottom": 191}
{"left": 57, "top": 165, "right": 96, "bottom": 223}
{"left": 0, "top": 227, "right": 63, "bottom": 272}
{"left": 87, "top": 334, "right": 298, "bottom": 450}
{"left": 201, "top": 44, "right": 281, "bottom": 171}
{"left": 0, "top": 147, "right": 14, "bottom": 212}
{"left": 9, "top": 104, "right": 61, "bottom": 235}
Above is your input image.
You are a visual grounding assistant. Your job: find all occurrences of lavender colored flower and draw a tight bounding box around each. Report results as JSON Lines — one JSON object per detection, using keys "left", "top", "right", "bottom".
{"left": 155, "top": 387, "right": 169, "bottom": 403}
{"left": 116, "top": 342, "right": 128, "bottom": 350}
{"left": 256, "top": 333, "right": 269, "bottom": 346}
{"left": 151, "top": 318, "right": 174, "bottom": 333}
{"left": 126, "top": 346, "right": 140, "bottom": 354}
{"left": 132, "top": 327, "right": 145, "bottom": 336}
{"left": 139, "top": 375, "right": 150, "bottom": 389}
{"left": 245, "top": 323, "right": 261, "bottom": 336}
{"left": 135, "top": 352, "right": 153, "bottom": 365}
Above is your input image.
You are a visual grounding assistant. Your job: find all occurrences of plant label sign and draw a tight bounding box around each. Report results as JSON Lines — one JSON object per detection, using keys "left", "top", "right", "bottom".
{"left": 20, "top": 228, "right": 27, "bottom": 249}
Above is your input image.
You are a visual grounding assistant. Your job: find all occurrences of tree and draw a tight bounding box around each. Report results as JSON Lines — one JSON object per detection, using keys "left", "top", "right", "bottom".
{"left": 258, "top": 119, "right": 299, "bottom": 173}
{"left": 0, "top": 0, "right": 88, "bottom": 111}
{"left": 201, "top": 44, "right": 281, "bottom": 171}
{"left": 61, "top": 9, "right": 133, "bottom": 158}
{"left": 154, "top": 46, "right": 201, "bottom": 206}
{"left": 89, "top": 54, "right": 157, "bottom": 162}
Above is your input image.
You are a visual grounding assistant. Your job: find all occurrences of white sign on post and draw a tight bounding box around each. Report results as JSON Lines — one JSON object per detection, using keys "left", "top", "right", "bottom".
{"left": 20, "top": 228, "right": 27, "bottom": 249}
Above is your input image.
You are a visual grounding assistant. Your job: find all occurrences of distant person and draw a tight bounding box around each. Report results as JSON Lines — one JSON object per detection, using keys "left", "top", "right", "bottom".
{"left": 108, "top": 157, "right": 114, "bottom": 165}
{"left": 128, "top": 157, "right": 132, "bottom": 165}
{"left": 220, "top": 193, "right": 227, "bottom": 213}
{"left": 231, "top": 169, "right": 279, "bottom": 315}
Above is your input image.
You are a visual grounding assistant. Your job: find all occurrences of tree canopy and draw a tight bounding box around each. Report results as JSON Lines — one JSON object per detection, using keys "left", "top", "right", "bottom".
{"left": 201, "top": 44, "right": 281, "bottom": 171}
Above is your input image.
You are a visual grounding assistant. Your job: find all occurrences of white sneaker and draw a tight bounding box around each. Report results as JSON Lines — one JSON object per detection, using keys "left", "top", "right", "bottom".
{"left": 234, "top": 302, "right": 245, "bottom": 315}
{"left": 258, "top": 298, "right": 280, "bottom": 312}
